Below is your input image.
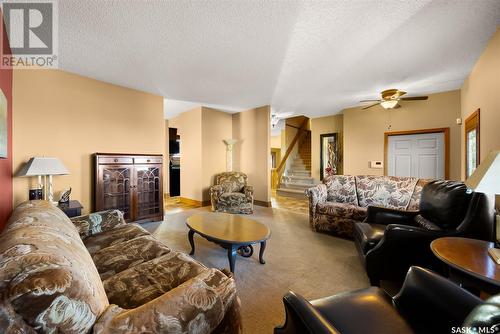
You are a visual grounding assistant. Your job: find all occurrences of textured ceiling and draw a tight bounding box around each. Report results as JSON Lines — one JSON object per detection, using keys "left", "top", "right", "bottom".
{"left": 59, "top": 1, "right": 500, "bottom": 119}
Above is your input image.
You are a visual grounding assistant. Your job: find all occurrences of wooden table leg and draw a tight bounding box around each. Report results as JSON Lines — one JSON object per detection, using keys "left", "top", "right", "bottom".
{"left": 188, "top": 230, "right": 195, "bottom": 255}
{"left": 228, "top": 244, "right": 237, "bottom": 273}
{"left": 259, "top": 241, "right": 266, "bottom": 264}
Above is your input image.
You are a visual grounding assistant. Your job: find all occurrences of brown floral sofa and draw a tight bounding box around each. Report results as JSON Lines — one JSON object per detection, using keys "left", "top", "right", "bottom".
{"left": 210, "top": 172, "right": 253, "bottom": 214}
{"left": 306, "top": 175, "right": 429, "bottom": 238}
{"left": 0, "top": 200, "right": 241, "bottom": 333}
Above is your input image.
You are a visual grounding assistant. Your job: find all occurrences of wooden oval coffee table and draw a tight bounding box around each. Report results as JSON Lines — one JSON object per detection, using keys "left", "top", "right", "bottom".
{"left": 186, "top": 212, "right": 271, "bottom": 273}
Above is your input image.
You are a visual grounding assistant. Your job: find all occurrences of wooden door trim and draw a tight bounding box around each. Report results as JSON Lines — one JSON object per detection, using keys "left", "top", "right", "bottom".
{"left": 384, "top": 127, "right": 450, "bottom": 179}
{"left": 464, "top": 109, "right": 480, "bottom": 178}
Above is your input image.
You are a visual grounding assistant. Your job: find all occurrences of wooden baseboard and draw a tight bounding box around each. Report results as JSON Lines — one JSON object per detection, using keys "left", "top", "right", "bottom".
{"left": 179, "top": 197, "right": 211, "bottom": 207}
{"left": 254, "top": 200, "right": 272, "bottom": 207}
{"left": 179, "top": 197, "right": 202, "bottom": 206}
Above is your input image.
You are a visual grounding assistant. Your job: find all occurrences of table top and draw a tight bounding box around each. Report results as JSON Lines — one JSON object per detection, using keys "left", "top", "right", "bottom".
{"left": 431, "top": 237, "right": 500, "bottom": 286}
{"left": 186, "top": 212, "right": 270, "bottom": 245}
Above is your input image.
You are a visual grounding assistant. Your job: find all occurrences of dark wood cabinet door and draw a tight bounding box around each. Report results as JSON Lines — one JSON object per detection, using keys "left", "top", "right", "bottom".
{"left": 97, "top": 165, "right": 133, "bottom": 221}
{"left": 134, "top": 164, "right": 162, "bottom": 221}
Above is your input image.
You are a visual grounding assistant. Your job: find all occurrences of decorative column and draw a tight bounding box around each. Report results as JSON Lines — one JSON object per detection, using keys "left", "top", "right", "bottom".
{"left": 223, "top": 139, "right": 238, "bottom": 172}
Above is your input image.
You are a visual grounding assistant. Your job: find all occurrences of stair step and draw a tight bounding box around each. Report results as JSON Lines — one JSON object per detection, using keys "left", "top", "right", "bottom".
{"left": 289, "top": 172, "right": 311, "bottom": 177}
{"left": 276, "top": 188, "right": 307, "bottom": 199}
{"left": 290, "top": 165, "right": 311, "bottom": 172}
{"left": 282, "top": 182, "right": 315, "bottom": 190}
{"left": 286, "top": 175, "right": 316, "bottom": 183}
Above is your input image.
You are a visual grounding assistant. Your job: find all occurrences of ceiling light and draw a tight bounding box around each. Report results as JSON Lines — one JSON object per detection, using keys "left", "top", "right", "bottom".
{"left": 380, "top": 100, "right": 399, "bottom": 109}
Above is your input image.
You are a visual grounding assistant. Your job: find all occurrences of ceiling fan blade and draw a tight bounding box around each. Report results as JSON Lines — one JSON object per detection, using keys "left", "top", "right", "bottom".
{"left": 360, "top": 99, "right": 381, "bottom": 102}
{"left": 362, "top": 103, "right": 379, "bottom": 110}
{"left": 401, "top": 96, "right": 428, "bottom": 101}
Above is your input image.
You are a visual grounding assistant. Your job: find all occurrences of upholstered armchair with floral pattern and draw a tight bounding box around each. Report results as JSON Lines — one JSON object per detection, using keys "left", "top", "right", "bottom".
{"left": 306, "top": 175, "right": 429, "bottom": 238}
{"left": 0, "top": 200, "right": 241, "bottom": 333}
{"left": 210, "top": 172, "right": 254, "bottom": 214}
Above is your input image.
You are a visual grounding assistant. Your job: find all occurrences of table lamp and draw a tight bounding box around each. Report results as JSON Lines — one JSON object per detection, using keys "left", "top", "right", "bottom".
{"left": 17, "top": 157, "right": 69, "bottom": 204}
{"left": 464, "top": 150, "right": 500, "bottom": 262}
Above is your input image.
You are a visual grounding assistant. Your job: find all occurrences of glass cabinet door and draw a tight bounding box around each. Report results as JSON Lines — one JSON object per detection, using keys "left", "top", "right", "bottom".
{"left": 99, "top": 165, "right": 132, "bottom": 220}
{"left": 135, "top": 165, "right": 162, "bottom": 220}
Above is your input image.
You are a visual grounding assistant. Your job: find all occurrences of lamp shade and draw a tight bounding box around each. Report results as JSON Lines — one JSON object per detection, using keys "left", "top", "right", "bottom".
{"left": 223, "top": 139, "right": 238, "bottom": 146}
{"left": 465, "top": 150, "right": 500, "bottom": 195}
{"left": 17, "top": 157, "right": 69, "bottom": 176}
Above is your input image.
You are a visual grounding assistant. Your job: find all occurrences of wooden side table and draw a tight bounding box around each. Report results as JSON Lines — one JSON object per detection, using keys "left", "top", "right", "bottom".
{"left": 57, "top": 200, "right": 83, "bottom": 218}
{"left": 431, "top": 237, "right": 500, "bottom": 295}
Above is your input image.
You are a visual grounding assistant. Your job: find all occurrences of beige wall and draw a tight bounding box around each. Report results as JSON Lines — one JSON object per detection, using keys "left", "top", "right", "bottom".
{"left": 310, "top": 114, "right": 343, "bottom": 180}
{"left": 12, "top": 69, "right": 165, "bottom": 213}
{"left": 270, "top": 134, "right": 281, "bottom": 148}
{"left": 233, "top": 105, "right": 271, "bottom": 203}
{"left": 343, "top": 90, "right": 462, "bottom": 180}
{"left": 168, "top": 107, "right": 203, "bottom": 201}
{"left": 461, "top": 27, "right": 500, "bottom": 180}
{"left": 201, "top": 107, "right": 233, "bottom": 201}
{"left": 169, "top": 107, "right": 237, "bottom": 202}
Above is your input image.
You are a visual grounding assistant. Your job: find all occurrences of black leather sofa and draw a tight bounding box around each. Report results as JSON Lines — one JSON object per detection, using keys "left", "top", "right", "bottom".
{"left": 353, "top": 180, "right": 495, "bottom": 285}
{"left": 274, "top": 266, "right": 498, "bottom": 334}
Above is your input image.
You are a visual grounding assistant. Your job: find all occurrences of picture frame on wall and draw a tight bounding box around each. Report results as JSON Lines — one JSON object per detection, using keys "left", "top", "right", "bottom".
{"left": 320, "top": 133, "right": 340, "bottom": 180}
{"left": 0, "top": 89, "right": 7, "bottom": 159}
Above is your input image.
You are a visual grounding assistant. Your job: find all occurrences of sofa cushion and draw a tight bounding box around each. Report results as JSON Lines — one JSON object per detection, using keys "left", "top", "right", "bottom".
{"left": 84, "top": 223, "right": 149, "bottom": 254}
{"left": 354, "top": 222, "right": 386, "bottom": 255}
{"left": 407, "top": 179, "right": 431, "bottom": 211}
{"left": 0, "top": 201, "right": 109, "bottom": 333}
{"left": 219, "top": 192, "right": 249, "bottom": 206}
{"left": 91, "top": 235, "right": 172, "bottom": 280}
{"left": 323, "top": 175, "right": 358, "bottom": 205}
{"left": 355, "top": 176, "right": 418, "bottom": 209}
{"left": 216, "top": 172, "right": 247, "bottom": 193}
{"left": 71, "top": 209, "right": 126, "bottom": 239}
{"left": 103, "top": 251, "right": 207, "bottom": 308}
{"left": 316, "top": 202, "right": 368, "bottom": 221}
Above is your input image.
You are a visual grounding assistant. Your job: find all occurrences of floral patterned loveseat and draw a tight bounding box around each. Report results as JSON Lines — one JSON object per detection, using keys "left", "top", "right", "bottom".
{"left": 0, "top": 200, "right": 241, "bottom": 333}
{"left": 306, "top": 175, "right": 429, "bottom": 238}
{"left": 210, "top": 172, "right": 254, "bottom": 214}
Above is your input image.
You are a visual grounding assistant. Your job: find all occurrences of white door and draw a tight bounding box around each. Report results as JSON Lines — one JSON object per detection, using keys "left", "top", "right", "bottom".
{"left": 387, "top": 132, "right": 445, "bottom": 179}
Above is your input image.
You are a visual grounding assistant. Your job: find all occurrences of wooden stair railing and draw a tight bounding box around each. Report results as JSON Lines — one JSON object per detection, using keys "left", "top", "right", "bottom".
{"left": 275, "top": 118, "right": 310, "bottom": 188}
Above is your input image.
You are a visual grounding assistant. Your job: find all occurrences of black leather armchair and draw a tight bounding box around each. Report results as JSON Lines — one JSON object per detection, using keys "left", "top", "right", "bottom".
{"left": 275, "top": 266, "right": 489, "bottom": 334}
{"left": 354, "top": 180, "right": 495, "bottom": 285}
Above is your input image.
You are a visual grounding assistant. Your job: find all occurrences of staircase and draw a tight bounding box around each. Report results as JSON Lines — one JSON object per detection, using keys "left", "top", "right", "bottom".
{"left": 277, "top": 131, "right": 316, "bottom": 198}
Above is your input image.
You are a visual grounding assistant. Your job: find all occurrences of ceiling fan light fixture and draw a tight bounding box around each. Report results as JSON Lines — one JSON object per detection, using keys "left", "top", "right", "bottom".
{"left": 380, "top": 100, "right": 399, "bottom": 109}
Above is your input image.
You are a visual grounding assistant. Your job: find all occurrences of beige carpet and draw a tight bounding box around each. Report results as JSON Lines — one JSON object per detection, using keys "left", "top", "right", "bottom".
{"left": 143, "top": 206, "right": 369, "bottom": 334}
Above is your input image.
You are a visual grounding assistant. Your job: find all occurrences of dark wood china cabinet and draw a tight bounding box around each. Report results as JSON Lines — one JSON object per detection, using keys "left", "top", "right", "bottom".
{"left": 94, "top": 153, "right": 163, "bottom": 223}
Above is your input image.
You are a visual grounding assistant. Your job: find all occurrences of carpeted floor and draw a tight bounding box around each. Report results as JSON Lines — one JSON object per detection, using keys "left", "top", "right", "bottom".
{"left": 143, "top": 205, "right": 369, "bottom": 334}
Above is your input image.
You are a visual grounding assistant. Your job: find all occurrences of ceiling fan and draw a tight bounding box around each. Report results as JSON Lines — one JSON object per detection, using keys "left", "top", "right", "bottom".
{"left": 360, "top": 89, "right": 428, "bottom": 110}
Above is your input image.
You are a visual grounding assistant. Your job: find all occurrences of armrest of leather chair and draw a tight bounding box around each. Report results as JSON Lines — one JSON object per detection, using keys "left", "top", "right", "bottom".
{"left": 70, "top": 209, "right": 125, "bottom": 239}
{"left": 274, "top": 291, "right": 340, "bottom": 334}
{"left": 394, "top": 266, "right": 482, "bottom": 331}
{"left": 365, "top": 206, "right": 419, "bottom": 226}
{"left": 364, "top": 225, "right": 452, "bottom": 284}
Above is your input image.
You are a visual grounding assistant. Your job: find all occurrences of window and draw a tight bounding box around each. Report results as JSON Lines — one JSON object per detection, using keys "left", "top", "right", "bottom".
{"left": 465, "top": 109, "right": 480, "bottom": 178}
